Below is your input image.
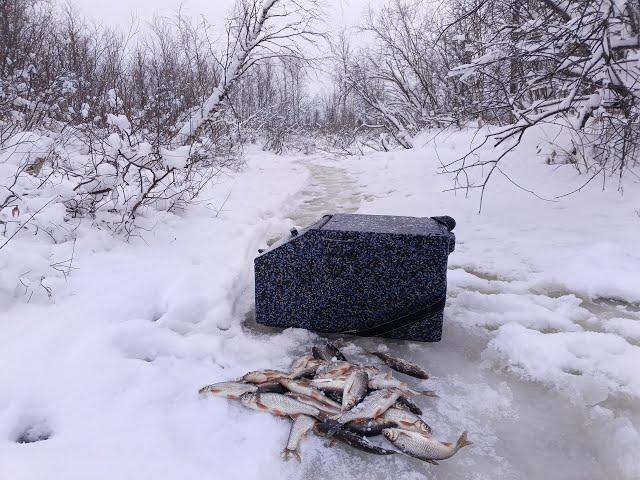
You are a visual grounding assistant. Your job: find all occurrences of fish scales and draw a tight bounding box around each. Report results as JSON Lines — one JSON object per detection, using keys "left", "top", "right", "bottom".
{"left": 286, "top": 393, "right": 341, "bottom": 414}
{"left": 280, "top": 379, "right": 342, "bottom": 409}
{"left": 370, "top": 352, "right": 430, "bottom": 380}
{"left": 341, "top": 369, "right": 369, "bottom": 411}
{"left": 240, "top": 392, "right": 322, "bottom": 418}
{"left": 243, "top": 370, "right": 291, "bottom": 384}
{"left": 337, "top": 388, "right": 402, "bottom": 424}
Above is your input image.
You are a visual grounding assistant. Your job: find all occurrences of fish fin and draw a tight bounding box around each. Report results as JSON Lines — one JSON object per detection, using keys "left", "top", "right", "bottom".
{"left": 442, "top": 442, "right": 453, "bottom": 447}
{"left": 456, "top": 431, "right": 473, "bottom": 450}
{"left": 425, "top": 459, "right": 439, "bottom": 465}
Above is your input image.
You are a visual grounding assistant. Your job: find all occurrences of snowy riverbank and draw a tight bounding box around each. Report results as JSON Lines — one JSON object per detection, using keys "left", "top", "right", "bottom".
{"left": 1, "top": 130, "right": 639, "bottom": 479}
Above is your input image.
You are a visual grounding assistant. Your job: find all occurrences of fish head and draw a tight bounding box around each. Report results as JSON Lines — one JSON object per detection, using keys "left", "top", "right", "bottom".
{"left": 198, "top": 385, "right": 218, "bottom": 395}
{"left": 382, "top": 428, "right": 400, "bottom": 442}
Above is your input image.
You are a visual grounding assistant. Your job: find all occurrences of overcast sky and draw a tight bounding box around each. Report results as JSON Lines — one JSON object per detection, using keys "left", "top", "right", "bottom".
{"left": 70, "top": 0, "right": 370, "bottom": 30}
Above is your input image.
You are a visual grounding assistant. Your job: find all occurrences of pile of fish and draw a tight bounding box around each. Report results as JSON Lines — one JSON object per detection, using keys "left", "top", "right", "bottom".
{"left": 199, "top": 342, "right": 472, "bottom": 464}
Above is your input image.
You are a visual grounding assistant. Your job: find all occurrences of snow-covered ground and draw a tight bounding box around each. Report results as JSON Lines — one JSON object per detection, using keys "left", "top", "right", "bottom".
{"left": 1, "top": 130, "right": 639, "bottom": 479}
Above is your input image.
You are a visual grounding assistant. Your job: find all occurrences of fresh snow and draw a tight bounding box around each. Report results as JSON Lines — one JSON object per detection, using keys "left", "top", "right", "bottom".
{"left": 1, "top": 129, "right": 640, "bottom": 479}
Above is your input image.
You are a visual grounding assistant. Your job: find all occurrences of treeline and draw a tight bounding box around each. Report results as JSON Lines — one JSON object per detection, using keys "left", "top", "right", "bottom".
{"left": 0, "top": 0, "right": 320, "bottom": 233}
{"left": 1, "top": 0, "right": 639, "bottom": 236}
{"left": 330, "top": 0, "right": 640, "bottom": 188}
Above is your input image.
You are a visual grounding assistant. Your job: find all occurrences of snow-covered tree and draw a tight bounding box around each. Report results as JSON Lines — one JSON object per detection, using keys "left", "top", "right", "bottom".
{"left": 447, "top": 0, "right": 640, "bottom": 194}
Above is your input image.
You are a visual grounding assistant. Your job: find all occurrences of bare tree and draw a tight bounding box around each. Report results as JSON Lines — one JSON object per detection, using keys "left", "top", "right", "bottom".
{"left": 446, "top": 0, "right": 640, "bottom": 201}
{"left": 175, "top": 0, "right": 322, "bottom": 145}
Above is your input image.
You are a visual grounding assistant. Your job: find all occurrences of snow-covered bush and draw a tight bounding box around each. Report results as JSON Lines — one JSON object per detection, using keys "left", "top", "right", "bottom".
{"left": 1, "top": 0, "right": 322, "bottom": 243}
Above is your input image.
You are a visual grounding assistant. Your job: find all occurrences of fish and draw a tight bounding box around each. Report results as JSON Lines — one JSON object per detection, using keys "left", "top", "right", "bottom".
{"left": 282, "top": 415, "right": 317, "bottom": 462}
{"left": 280, "top": 378, "right": 342, "bottom": 409}
{"left": 290, "top": 355, "right": 325, "bottom": 379}
{"left": 369, "top": 352, "right": 429, "bottom": 380}
{"left": 312, "top": 343, "right": 347, "bottom": 362}
{"left": 198, "top": 382, "right": 257, "bottom": 399}
{"left": 242, "top": 370, "right": 292, "bottom": 384}
{"left": 240, "top": 392, "right": 323, "bottom": 418}
{"left": 369, "top": 372, "right": 437, "bottom": 398}
{"left": 315, "top": 421, "right": 396, "bottom": 456}
{"left": 310, "top": 377, "right": 347, "bottom": 392}
{"left": 314, "top": 361, "right": 354, "bottom": 379}
{"left": 345, "top": 418, "right": 399, "bottom": 437}
{"left": 382, "top": 408, "right": 432, "bottom": 436}
{"left": 336, "top": 388, "right": 403, "bottom": 424}
{"left": 341, "top": 369, "right": 369, "bottom": 411}
{"left": 395, "top": 396, "right": 423, "bottom": 415}
{"left": 291, "top": 354, "right": 315, "bottom": 371}
{"left": 382, "top": 429, "right": 472, "bottom": 464}
{"left": 286, "top": 393, "right": 342, "bottom": 415}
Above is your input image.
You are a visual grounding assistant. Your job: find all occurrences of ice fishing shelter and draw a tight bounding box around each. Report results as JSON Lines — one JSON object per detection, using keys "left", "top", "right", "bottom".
{"left": 254, "top": 214, "right": 456, "bottom": 342}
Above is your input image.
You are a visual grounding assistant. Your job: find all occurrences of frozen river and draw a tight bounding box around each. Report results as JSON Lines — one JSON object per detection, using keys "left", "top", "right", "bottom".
{"left": 246, "top": 153, "right": 639, "bottom": 480}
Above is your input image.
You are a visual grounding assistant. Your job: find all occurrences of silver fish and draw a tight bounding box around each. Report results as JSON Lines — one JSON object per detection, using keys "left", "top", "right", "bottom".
{"left": 243, "top": 370, "right": 292, "bottom": 384}
{"left": 198, "top": 382, "right": 257, "bottom": 399}
{"left": 290, "top": 355, "right": 325, "bottom": 379}
{"left": 312, "top": 343, "right": 347, "bottom": 362}
{"left": 310, "top": 377, "right": 347, "bottom": 392}
{"left": 280, "top": 378, "right": 342, "bottom": 410}
{"left": 286, "top": 393, "right": 342, "bottom": 415}
{"left": 336, "top": 388, "right": 403, "bottom": 424}
{"left": 382, "top": 429, "right": 472, "bottom": 464}
{"left": 240, "top": 392, "right": 322, "bottom": 418}
{"left": 342, "top": 369, "right": 369, "bottom": 411}
{"left": 314, "top": 361, "right": 354, "bottom": 379}
{"left": 382, "top": 408, "right": 432, "bottom": 436}
{"left": 345, "top": 418, "right": 399, "bottom": 437}
{"left": 369, "top": 372, "right": 437, "bottom": 398}
{"left": 282, "top": 415, "right": 316, "bottom": 462}
{"left": 369, "top": 351, "right": 429, "bottom": 379}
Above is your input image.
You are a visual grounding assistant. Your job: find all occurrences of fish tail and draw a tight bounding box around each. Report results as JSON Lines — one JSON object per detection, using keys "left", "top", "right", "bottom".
{"left": 281, "top": 449, "right": 301, "bottom": 463}
{"left": 419, "top": 390, "right": 439, "bottom": 398}
{"left": 456, "top": 431, "right": 473, "bottom": 450}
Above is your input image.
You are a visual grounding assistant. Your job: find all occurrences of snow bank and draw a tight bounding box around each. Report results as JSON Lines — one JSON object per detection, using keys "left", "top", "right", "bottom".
{"left": 2, "top": 126, "right": 639, "bottom": 479}
{"left": 335, "top": 125, "right": 640, "bottom": 478}
{"left": 0, "top": 148, "right": 314, "bottom": 480}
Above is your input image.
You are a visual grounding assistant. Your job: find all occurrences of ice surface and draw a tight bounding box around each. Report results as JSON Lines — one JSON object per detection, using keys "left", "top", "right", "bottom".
{"left": 1, "top": 129, "right": 639, "bottom": 480}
